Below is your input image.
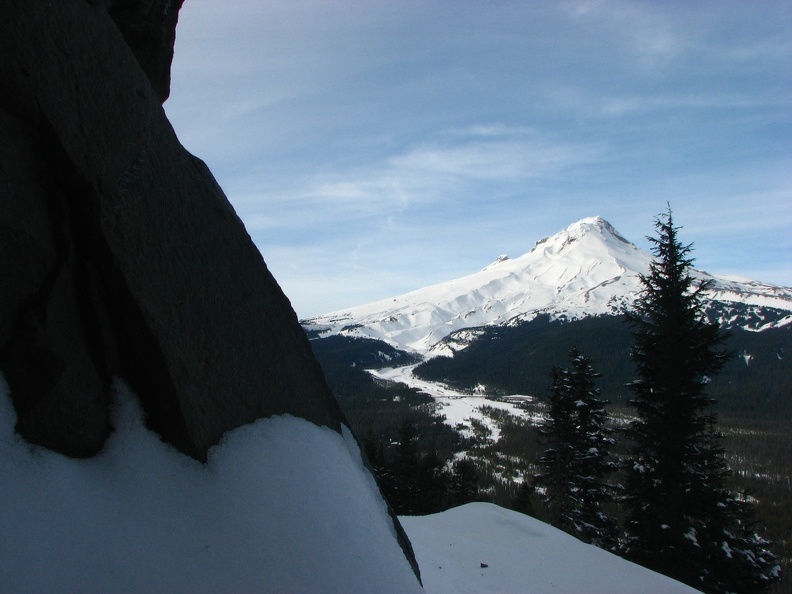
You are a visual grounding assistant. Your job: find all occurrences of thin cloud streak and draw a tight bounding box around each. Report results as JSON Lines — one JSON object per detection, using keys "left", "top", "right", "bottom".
{"left": 230, "top": 129, "right": 604, "bottom": 230}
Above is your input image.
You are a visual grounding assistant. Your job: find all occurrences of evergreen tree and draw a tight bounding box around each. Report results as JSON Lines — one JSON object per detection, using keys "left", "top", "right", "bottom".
{"left": 623, "top": 208, "right": 779, "bottom": 593}
{"left": 412, "top": 446, "right": 450, "bottom": 515}
{"left": 363, "top": 430, "right": 384, "bottom": 469}
{"left": 534, "top": 350, "right": 617, "bottom": 548}
{"left": 385, "top": 419, "right": 420, "bottom": 514}
{"left": 534, "top": 366, "right": 577, "bottom": 531}
{"left": 383, "top": 419, "right": 451, "bottom": 515}
{"left": 511, "top": 478, "right": 536, "bottom": 517}
{"left": 565, "top": 348, "right": 619, "bottom": 549}
{"left": 449, "top": 458, "right": 479, "bottom": 507}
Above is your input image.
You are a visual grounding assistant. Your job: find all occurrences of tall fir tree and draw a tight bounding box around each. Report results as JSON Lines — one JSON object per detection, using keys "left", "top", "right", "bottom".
{"left": 623, "top": 208, "right": 779, "bottom": 593}
{"left": 449, "top": 458, "right": 480, "bottom": 507}
{"left": 382, "top": 419, "right": 451, "bottom": 515}
{"left": 534, "top": 348, "right": 618, "bottom": 549}
{"left": 534, "top": 366, "right": 577, "bottom": 531}
{"left": 565, "top": 348, "right": 619, "bottom": 550}
{"left": 386, "top": 419, "right": 420, "bottom": 514}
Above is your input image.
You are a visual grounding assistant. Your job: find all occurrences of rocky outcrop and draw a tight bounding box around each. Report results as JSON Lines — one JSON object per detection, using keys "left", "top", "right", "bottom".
{"left": 0, "top": 0, "right": 419, "bottom": 575}
{"left": 0, "top": 1, "right": 421, "bottom": 581}
{"left": 106, "top": 0, "right": 185, "bottom": 102}
{"left": 0, "top": 0, "right": 346, "bottom": 461}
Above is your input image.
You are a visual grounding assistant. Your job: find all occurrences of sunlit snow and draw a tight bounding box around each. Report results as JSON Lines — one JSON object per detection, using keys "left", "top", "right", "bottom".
{"left": 305, "top": 217, "right": 792, "bottom": 355}
{"left": 401, "top": 503, "right": 701, "bottom": 594}
{"left": 370, "top": 364, "right": 534, "bottom": 442}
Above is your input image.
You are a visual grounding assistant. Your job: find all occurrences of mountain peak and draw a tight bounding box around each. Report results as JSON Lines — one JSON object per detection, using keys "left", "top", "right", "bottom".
{"left": 562, "top": 216, "right": 631, "bottom": 244}
{"left": 305, "top": 217, "right": 792, "bottom": 355}
{"left": 530, "top": 216, "right": 633, "bottom": 257}
{"left": 482, "top": 254, "right": 510, "bottom": 271}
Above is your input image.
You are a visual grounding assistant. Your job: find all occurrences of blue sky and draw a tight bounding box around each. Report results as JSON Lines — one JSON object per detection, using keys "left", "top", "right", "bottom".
{"left": 165, "top": 0, "right": 791, "bottom": 318}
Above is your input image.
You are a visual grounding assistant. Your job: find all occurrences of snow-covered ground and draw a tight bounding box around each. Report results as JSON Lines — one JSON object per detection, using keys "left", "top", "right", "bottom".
{"left": 0, "top": 374, "right": 699, "bottom": 593}
{"left": 401, "top": 503, "right": 701, "bottom": 594}
{"left": 0, "top": 375, "right": 421, "bottom": 593}
{"left": 370, "top": 364, "right": 535, "bottom": 441}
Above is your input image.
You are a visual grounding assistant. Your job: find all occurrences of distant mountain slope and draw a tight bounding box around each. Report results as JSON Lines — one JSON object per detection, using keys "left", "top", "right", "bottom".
{"left": 303, "top": 217, "right": 792, "bottom": 356}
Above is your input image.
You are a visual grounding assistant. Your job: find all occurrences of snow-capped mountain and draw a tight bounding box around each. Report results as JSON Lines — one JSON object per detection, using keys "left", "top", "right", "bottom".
{"left": 303, "top": 216, "right": 792, "bottom": 356}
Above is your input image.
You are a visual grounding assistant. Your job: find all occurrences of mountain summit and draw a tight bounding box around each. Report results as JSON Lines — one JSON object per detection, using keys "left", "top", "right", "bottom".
{"left": 304, "top": 217, "right": 792, "bottom": 356}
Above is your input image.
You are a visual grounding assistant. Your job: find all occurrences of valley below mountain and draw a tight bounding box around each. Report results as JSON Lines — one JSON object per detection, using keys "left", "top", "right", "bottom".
{"left": 304, "top": 216, "right": 792, "bottom": 590}
{"left": 305, "top": 216, "right": 791, "bottom": 418}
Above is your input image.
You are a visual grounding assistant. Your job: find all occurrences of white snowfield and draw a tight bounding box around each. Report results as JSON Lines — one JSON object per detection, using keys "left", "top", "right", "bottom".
{"left": 0, "top": 377, "right": 421, "bottom": 594}
{"left": 370, "top": 364, "right": 536, "bottom": 442}
{"left": 304, "top": 216, "right": 792, "bottom": 356}
{"left": 401, "top": 503, "right": 702, "bottom": 594}
{"left": 0, "top": 375, "right": 700, "bottom": 593}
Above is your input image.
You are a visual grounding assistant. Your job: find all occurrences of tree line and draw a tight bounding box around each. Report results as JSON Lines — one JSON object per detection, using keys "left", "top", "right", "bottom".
{"left": 532, "top": 209, "right": 779, "bottom": 593}
{"left": 413, "top": 310, "right": 792, "bottom": 418}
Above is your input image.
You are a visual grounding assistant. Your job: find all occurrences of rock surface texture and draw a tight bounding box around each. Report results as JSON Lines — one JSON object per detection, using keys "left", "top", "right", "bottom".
{"left": 2, "top": 1, "right": 422, "bottom": 581}
{"left": 0, "top": 0, "right": 346, "bottom": 461}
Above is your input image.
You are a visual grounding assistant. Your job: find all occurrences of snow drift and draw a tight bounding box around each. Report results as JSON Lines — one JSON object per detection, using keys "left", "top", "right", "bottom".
{"left": 401, "top": 503, "right": 701, "bottom": 594}
{"left": 0, "top": 375, "right": 421, "bottom": 593}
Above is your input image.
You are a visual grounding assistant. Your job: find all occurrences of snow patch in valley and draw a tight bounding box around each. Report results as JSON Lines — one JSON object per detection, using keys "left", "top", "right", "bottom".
{"left": 369, "top": 365, "right": 534, "bottom": 442}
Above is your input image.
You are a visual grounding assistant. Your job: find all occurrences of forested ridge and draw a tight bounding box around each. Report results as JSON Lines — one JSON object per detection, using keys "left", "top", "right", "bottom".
{"left": 310, "top": 332, "right": 790, "bottom": 592}
{"left": 414, "top": 315, "right": 792, "bottom": 417}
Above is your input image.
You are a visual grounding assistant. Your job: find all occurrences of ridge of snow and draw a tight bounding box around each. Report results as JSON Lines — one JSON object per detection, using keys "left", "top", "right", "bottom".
{"left": 304, "top": 217, "right": 792, "bottom": 355}
{"left": 481, "top": 254, "right": 510, "bottom": 271}
{"left": 401, "top": 502, "right": 702, "bottom": 594}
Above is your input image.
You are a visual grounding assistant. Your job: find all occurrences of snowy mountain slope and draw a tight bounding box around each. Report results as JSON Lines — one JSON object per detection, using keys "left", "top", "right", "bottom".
{"left": 304, "top": 216, "right": 792, "bottom": 356}
{"left": 401, "top": 503, "right": 701, "bottom": 594}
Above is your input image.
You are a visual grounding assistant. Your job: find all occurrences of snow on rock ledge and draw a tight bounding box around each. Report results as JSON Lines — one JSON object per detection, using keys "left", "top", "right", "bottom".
{"left": 0, "top": 376, "right": 421, "bottom": 593}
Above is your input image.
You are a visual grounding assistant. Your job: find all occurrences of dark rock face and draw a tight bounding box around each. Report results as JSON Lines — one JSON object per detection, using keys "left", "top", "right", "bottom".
{"left": 0, "top": 0, "right": 345, "bottom": 461}
{"left": 1, "top": 1, "right": 421, "bottom": 580}
{"left": 106, "top": 0, "right": 185, "bottom": 102}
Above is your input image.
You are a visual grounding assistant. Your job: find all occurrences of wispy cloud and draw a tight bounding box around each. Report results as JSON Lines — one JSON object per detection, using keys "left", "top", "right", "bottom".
{"left": 390, "top": 137, "right": 597, "bottom": 181}
{"left": 167, "top": 0, "right": 792, "bottom": 316}
{"left": 561, "top": 0, "right": 689, "bottom": 67}
{"left": 232, "top": 127, "right": 603, "bottom": 233}
{"left": 598, "top": 92, "right": 791, "bottom": 117}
